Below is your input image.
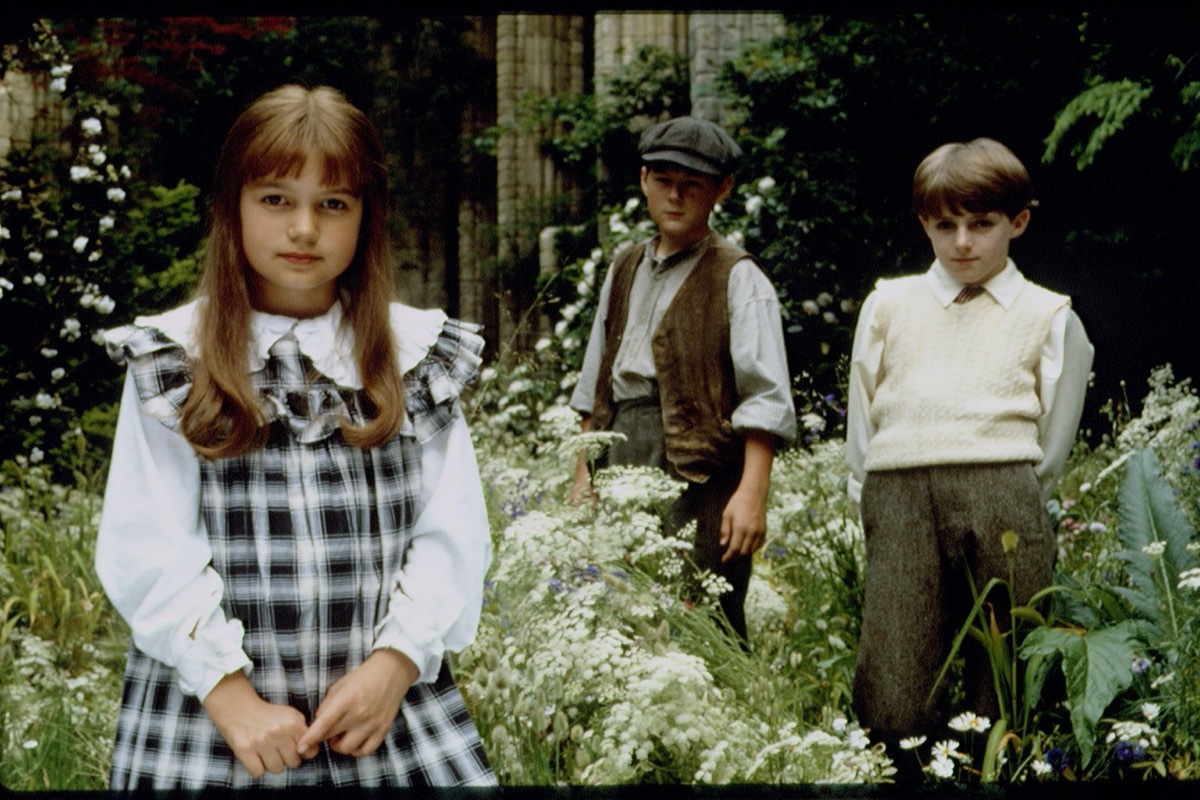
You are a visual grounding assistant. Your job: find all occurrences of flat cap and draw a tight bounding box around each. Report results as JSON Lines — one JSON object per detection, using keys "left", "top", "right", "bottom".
{"left": 638, "top": 116, "right": 742, "bottom": 176}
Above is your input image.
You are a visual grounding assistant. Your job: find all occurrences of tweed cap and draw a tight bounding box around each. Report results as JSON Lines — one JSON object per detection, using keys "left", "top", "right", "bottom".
{"left": 638, "top": 116, "right": 742, "bottom": 176}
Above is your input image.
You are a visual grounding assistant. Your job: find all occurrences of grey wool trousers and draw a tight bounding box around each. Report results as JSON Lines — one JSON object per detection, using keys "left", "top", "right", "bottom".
{"left": 851, "top": 462, "right": 1056, "bottom": 747}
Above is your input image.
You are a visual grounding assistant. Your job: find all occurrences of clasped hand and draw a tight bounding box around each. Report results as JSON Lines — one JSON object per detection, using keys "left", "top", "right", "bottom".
{"left": 203, "top": 649, "right": 418, "bottom": 779}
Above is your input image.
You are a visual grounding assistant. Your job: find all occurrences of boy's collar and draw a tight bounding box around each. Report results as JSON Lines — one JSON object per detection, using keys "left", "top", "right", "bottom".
{"left": 928, "top": 258, "right": 1024, "bottom": 308}
{"left": 647, "top": 231, "right": 714, "bottom": 271}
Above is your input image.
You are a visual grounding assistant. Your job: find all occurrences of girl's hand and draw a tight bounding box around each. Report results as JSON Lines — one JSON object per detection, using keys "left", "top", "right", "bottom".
{"left": 202, "top": 671, "right": 308, "bottom": 779}
{"left": 297, "top": 648, "right": 418, "bottom": 759}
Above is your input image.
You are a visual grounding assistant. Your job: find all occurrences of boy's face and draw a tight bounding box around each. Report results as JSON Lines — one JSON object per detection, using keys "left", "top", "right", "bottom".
{"left": 919, "top": 207, "right": 1030, "bottom": 286}
{"left": 640, "top": 165, "right": 732, "bottom": 253}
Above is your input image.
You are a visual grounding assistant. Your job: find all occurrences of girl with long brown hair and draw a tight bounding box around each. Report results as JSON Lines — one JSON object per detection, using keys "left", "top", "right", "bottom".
{"left": 95, "top": 84, "right": 495, "bottom": 788}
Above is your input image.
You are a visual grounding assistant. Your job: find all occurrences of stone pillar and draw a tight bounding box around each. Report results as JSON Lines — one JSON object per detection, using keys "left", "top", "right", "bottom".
{"left": 494, "top": 13, "right": 588, "bottom": 352}
{"left": 689, "top": 12, "right": 786, "bottom": 122}
{"left": 593, "top": 12, "right": 688, "bottom": 101}
{"left": 457, "top": 16, "right": 500, "bottom": 352}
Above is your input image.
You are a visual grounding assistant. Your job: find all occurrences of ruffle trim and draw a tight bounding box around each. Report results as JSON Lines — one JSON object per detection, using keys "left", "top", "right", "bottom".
{"left": 104, "top": 317, "right": 484, "bottom": 445}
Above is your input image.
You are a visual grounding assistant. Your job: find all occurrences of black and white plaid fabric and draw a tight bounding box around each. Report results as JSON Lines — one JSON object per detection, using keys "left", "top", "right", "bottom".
{"left": 104, "top": 316, "right": 495, "bottom": 789}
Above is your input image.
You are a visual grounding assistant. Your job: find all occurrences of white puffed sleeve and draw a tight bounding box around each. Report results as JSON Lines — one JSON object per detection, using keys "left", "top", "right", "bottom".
{"left": 96, "top": 372, "right": 252, "bottom": 699}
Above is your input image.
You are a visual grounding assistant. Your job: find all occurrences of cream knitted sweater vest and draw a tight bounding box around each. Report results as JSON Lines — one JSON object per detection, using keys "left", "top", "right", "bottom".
{"left": 864, "top": 275, "right": 1069, "bottom": 472}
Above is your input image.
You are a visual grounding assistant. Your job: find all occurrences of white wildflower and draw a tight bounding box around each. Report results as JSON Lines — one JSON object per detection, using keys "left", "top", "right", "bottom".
{"left": 948, "top": 711, "right": 991, "bottom": 733}
{"left": 73, "top": 235, "right": 89, "bottom": 253}
{"left": 99, "top": 214, "right": 115, "bottom": 231}
{"left": 70, "top": 165, "right": 96, "bottom": 182}
{"left": 899, "top": 735, "right": 927, "bottom": 750}
{"left": 50, "top": 77, "right": 67, "bottom": 93}
{"left": 28, "top": 250, "right": 43, "bottom": 263}
{"left": 29, "top": 447, "right": 44, "bottom": 464}
{"left": 1, "top": 188, "right": 20, "bottom": 201}
{"left": 107, "top": 187, "right": 127, "bottom": 203}
{"left": 40, "top": 348, "right": 58, "bottom": 358}
{"left": 81, "top": 117, "right": 102, "bottom": 136}
{"left": 623, "top": 198, "right": 639, "bottom": 213}
{"left": 1152, "top": 671, "right": 1175, "bottom": 689}
{"left": 1143, "top": 541, "right": 1165, "bottom": 557}
{"left": 1178, "top": 568, "right": 1200, "bottom": 591}
{"left": 801, "top": 299, "right": 820, "bottom": 315}
{"left": 757, "top": 176, "right": 776, "bottom": 192}
{"left": 800, "top": 412, "right": 826, "bottom": 432}
{"left": 1031, "top": 759, "right": 1052, "bottom": 776}
{"left": 1142, "top": 702, "right": 1160, "bottom": 721}
{"left": 51, "top": 367, "right": 65, "bottom": 382}
{"left": 929, "top": 754, "right": 955, "bottom": 778}
{"left": 745, "top": 195, "right": 764, "bottom": 215}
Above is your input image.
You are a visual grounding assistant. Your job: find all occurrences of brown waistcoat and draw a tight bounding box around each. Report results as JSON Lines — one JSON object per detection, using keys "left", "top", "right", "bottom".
{"left": 592, "top": 239, "right": 758, "bottom": 483}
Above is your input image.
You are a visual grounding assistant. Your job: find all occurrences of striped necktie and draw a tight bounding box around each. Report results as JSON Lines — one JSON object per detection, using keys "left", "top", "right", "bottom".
{"left": 954, "top": 284, "right": 984, "bottom": 304}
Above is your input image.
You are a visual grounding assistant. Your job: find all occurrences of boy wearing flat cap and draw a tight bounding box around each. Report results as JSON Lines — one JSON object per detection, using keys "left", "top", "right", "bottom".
{"left": 570, "top": 116, "right": 796, "bottom": 642}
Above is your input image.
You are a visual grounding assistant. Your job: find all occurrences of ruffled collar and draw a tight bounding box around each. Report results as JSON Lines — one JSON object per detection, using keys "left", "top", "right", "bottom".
{"left": 131, "top": 298, "right": 450, "bottom": 390}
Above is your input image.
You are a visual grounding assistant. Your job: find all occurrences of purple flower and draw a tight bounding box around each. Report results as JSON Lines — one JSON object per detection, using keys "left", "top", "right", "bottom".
{"left": 1045, "top": 747, "right": 1070, "bottom": 774}
{"left": 549, "top": 578, "right": 566, "bottom": 592}
{"left": 1114, "top": 741, "right": 1146, "bottom": 763}
{"left": 1131, "top": 656, "right": 1152, "bottom": 675}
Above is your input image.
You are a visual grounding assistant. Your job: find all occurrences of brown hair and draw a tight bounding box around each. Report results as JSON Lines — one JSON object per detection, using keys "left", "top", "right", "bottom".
{"left": 912, "top": 138, "right": 1036, "bottom": 220}
{"left": 180, "top": 84, "right": 403, "bottom": 459}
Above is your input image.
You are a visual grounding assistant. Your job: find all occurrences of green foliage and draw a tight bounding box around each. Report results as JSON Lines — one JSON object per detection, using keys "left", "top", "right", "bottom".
{"left": 105, "top": 181, "right": 204, "bottom": 313}
{"left": 0, "top": 455, "right": 126, "bottom": 790}
{"left": 1043, "top": 80, "right": 1155, "bottom": 170}
{"left": 1023, "top": 621, "right": 1145, "bottom": 767}
{"left": 1113, "top": 449, "right": 1198, "bottom": 636}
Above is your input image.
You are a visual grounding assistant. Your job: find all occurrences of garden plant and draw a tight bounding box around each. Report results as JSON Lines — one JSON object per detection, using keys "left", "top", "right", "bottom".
{"left": 4, "top": 13, "right": 1200, "bottom": 790}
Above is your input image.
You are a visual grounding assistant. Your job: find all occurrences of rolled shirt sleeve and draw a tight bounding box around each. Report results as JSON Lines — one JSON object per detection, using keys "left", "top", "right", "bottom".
{"left": 95, "top": 372, "right": 252, "bottom": 700}
{"left": 727, "top": 259, "right": 796, "bottom": 442}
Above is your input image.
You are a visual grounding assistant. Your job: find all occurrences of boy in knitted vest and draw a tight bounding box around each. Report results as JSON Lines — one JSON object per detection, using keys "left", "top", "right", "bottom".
{"left": 844, "top": 138, "right": 1094, "bottom": 777}
{"left": 569, "top": 117, "right": 795, "bottom": 642}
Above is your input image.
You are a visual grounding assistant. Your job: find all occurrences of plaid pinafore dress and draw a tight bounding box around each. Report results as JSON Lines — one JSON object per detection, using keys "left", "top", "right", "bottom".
{"left": 103, "top": 311, "right": 496, "bottom": 788}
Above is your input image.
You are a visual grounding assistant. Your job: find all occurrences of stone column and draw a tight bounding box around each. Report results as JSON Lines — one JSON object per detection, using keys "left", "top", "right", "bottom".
{"left": 494, "top": 13, "right": 588, "bottom": 352}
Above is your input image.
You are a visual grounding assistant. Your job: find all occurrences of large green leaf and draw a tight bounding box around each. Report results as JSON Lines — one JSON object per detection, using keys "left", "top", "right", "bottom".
{"left": 1115, "top": 448, "right": 1199, "bottom": 631}
{"left": 1020, "top": 620, "right": 1145, "bottom": 765}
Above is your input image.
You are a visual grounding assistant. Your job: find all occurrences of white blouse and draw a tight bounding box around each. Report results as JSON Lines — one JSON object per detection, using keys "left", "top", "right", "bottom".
{"left": 96, "top": 301, "right": 491, "bottom": 700}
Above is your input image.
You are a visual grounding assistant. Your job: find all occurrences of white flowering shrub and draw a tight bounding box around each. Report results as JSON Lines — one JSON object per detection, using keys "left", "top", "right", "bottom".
{"left": 0, "top": 26, "right": 131, "bottom": 472}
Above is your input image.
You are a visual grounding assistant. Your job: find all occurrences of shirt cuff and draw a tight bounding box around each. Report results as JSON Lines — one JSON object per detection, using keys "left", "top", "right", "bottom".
{"left": 373, "top": 610, "right": 444, "bottom": 685}
{"left": 174, "top": 615, "right": 254, "bottom": 700}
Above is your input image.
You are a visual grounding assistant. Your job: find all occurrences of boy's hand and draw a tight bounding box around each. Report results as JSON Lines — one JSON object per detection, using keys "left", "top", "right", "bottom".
{"left": 297, "top": 648, "right": 418, "bottom": 759}
{"left": 720, "top": 485, "right": 767, "bottom": 562}
{"left": 720, "top": 430, "right": 775, "bottom": 563}
{"left": 202, "top": 671, "right": 308, "bottom": 779}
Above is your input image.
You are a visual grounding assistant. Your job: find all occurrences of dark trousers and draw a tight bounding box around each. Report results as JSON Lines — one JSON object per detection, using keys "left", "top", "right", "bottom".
{"left": 604, "top": 399, "right": 751, "bottom": 641}
{"left": 852, "top": 462, "right": 1055, "bottom": 773}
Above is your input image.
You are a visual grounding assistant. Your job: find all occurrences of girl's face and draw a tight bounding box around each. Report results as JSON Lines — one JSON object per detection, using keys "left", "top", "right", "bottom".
{"left": 240, "top": 158, "right": 363, "bottom": 317}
